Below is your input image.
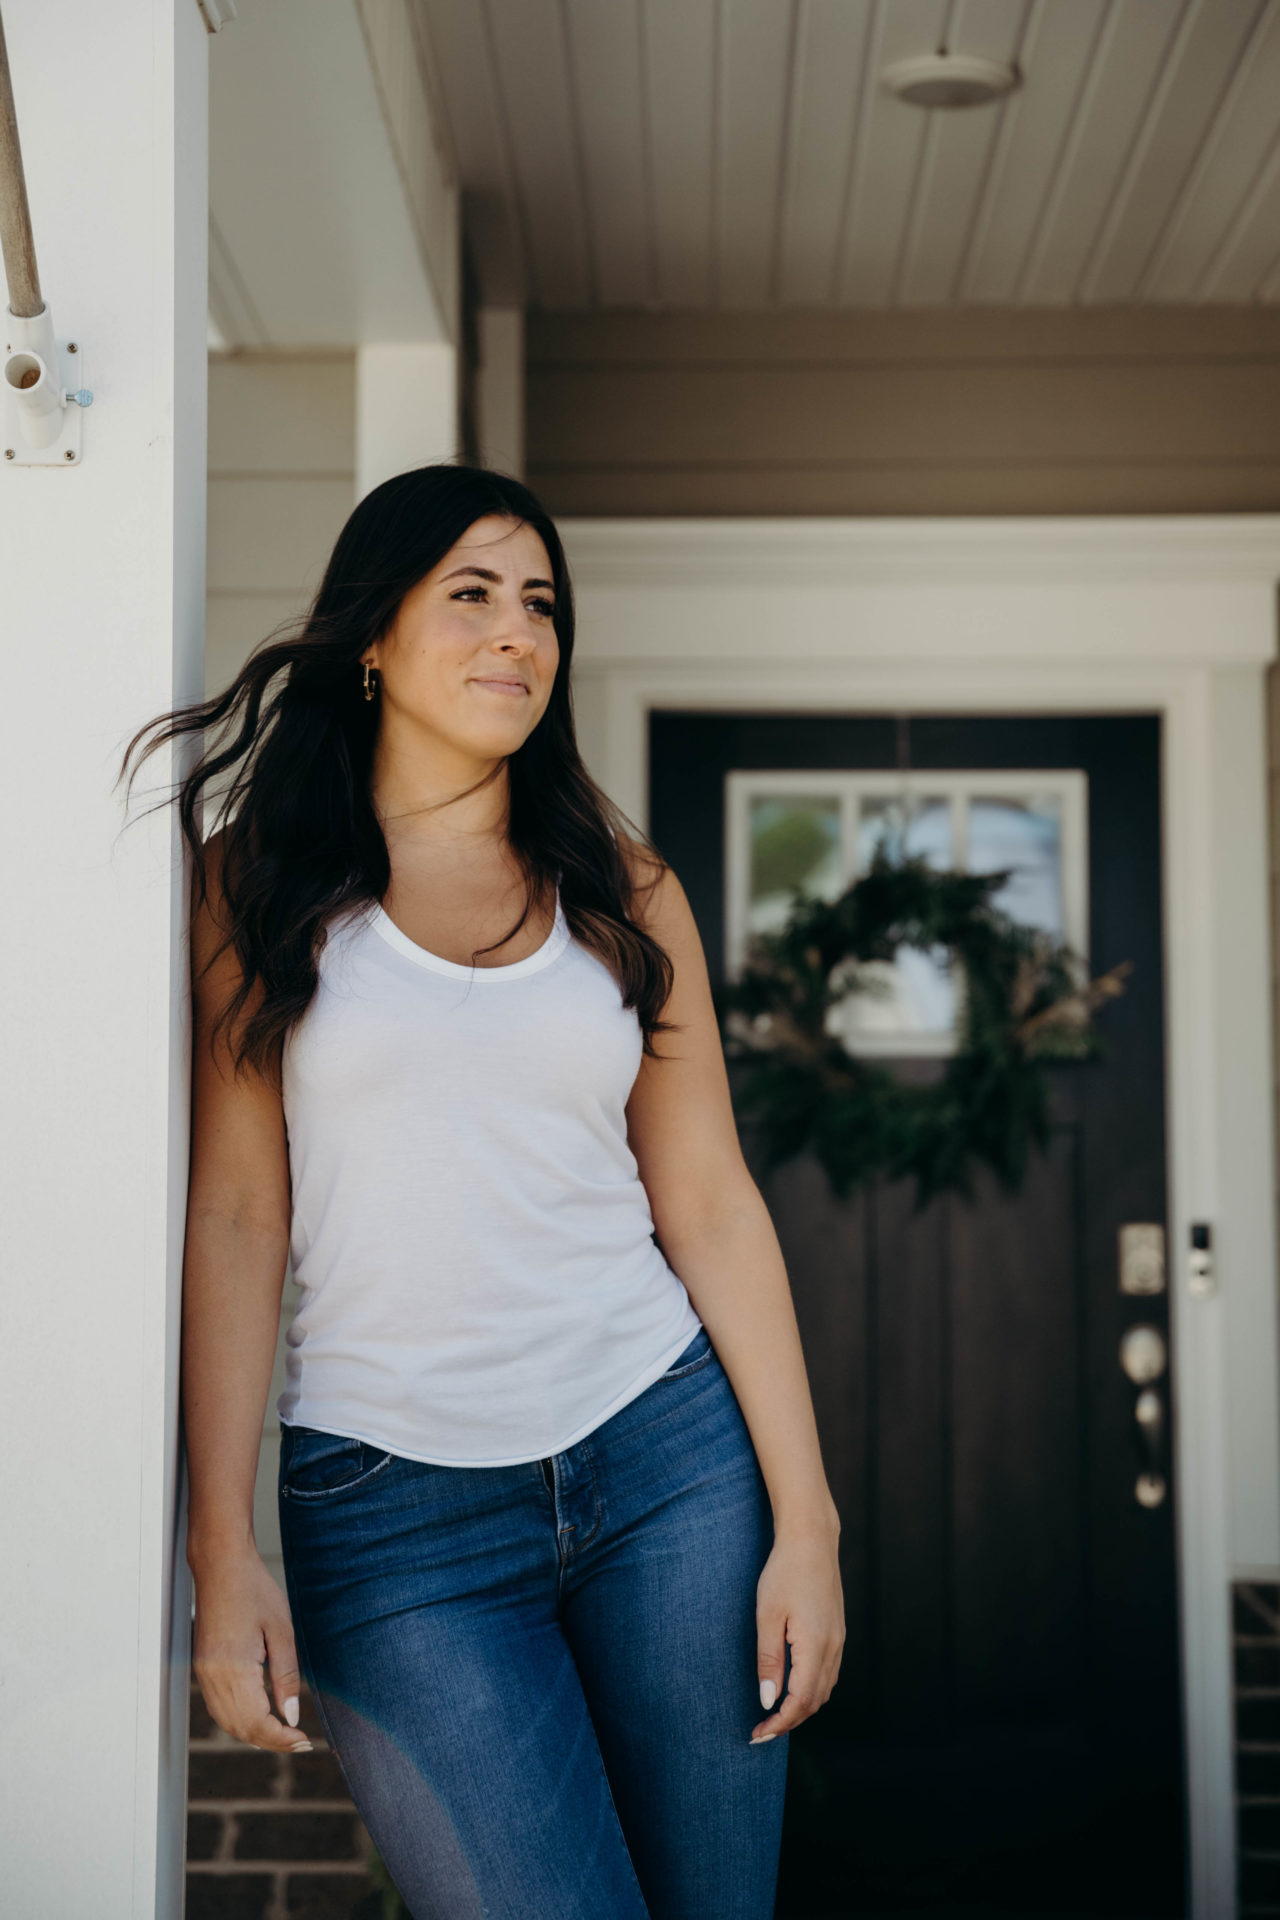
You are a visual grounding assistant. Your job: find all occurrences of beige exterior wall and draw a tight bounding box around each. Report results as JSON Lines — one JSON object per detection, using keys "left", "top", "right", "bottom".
{"left": 207, "top": 352, "right": 356, "bottom": 700}
{"left": 206, "top": 350, "right": 356, "bottom": 1580}
{"left": 527, "top": 307, "right": 1280, "bottom": 519}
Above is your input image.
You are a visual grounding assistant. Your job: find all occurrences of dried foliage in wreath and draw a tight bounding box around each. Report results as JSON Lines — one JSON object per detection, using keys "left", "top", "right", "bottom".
{"left": 718, "top": 853, "right": 1131, "bottom": 1206}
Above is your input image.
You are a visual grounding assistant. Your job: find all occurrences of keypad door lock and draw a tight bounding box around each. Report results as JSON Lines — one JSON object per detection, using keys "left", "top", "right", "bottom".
{"left": 1119, "top": 1223, "right": 1166, "bottom": 1296}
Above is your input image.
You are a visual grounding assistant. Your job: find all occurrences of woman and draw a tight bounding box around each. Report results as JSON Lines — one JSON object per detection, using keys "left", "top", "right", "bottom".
{"left": 124, "top": 464, "right": 844, "bottom": 1920}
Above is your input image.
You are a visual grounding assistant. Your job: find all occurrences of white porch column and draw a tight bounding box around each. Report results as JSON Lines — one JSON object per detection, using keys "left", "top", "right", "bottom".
{"left": 355, "top": 341, "right": 458, "bottom": 501}
{"left": 0, "top": 1, "right": 207, "bottom": 1914}
{"left": 475, "top": 306, "right": 525, "bottom": 478}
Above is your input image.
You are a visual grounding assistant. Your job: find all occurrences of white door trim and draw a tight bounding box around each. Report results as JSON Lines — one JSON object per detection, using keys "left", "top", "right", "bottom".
{"left": 561, "top": 514, "right": 1280, "bottom": 1920}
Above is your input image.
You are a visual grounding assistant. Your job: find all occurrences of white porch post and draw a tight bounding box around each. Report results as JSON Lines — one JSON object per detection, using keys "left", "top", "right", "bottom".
{"left": 0, "top": 1, "right": 207, "bottom": 1913}
{"left": 355, "top": 341, "right": 458, "bottom": 501}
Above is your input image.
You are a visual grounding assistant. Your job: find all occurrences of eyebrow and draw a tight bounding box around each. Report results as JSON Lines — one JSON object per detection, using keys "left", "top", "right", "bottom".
{"left": 440, "top": 565, "right": 555, "bottom": 592}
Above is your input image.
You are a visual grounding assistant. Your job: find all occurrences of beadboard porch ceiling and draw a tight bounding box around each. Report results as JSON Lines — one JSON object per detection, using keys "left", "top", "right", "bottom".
{"left": 416, "top": 0, "right": 1280, "bottom": 311}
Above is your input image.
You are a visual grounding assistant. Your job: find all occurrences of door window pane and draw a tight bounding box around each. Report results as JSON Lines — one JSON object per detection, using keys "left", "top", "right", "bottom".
{"left": 727, "top": 769, "right": 1085, "bottom": 1057}
{"left": 748, "top": 795, "right": 843, "bottom": 939}
{"left": 845, "top": 796, "right": 956, "bottom": 1045}
{"left": 968, "top": 795, "right": 1064, "bottom": 937}
{"left": 827, "top": 948, "right": 957, "bottom": 1050}
{"left": 857, "top": 795, "right": 953, "bottom": 872}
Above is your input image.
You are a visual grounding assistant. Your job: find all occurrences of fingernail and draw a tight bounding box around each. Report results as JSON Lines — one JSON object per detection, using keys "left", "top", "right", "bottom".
{"left": 284, "top": 1696, "right": 300, "bottom": 1728}
{"left": 759, "top": 1679, "right": 777, "bottom": 1710}
{"left": 750, "top": 1733, "right": 777, "bottom": 1745}
{"left": 291, "top": 1741, "right": 314, "bottom": 1754}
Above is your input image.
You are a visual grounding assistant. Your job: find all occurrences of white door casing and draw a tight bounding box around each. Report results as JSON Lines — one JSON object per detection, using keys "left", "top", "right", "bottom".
{"left": 559, "top": 513, "right": 1280, "bottom": 1920}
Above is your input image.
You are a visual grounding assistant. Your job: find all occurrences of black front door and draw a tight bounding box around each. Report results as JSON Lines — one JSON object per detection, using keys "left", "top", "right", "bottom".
{"left": 649, "top": 713, "right": 1184, "bottom": 1918}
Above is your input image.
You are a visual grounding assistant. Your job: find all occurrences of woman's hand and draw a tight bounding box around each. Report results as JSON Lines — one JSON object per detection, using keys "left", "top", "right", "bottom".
{"left": 190, "top": 1542, "right": 315, "bottom": 1754}
{"left": 750, "top": 1523, "right": 845, "bottom": 1743}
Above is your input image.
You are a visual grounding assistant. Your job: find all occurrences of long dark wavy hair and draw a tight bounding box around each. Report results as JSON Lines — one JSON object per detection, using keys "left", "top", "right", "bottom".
{"left": 120, "top": 463, "right": 674, "bottom": 1084}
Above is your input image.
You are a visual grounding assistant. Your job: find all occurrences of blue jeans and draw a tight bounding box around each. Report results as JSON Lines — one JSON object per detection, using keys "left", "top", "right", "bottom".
{"left": 277, "top": 1324, "right": 789, "bottom": 1919}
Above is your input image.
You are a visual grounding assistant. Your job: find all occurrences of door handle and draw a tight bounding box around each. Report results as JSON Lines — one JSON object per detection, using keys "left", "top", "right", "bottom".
{"left": 1120, "top": 1324, "right": 1168, "bottom": 1507}
{"left": 1134, "top": 1387, "right": 1166, "bottom": 1508}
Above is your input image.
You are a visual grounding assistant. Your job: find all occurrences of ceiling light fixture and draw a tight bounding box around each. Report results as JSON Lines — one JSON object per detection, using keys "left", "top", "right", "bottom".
{"left": 881, "top": 51, "right": 1020, "bottom": 109}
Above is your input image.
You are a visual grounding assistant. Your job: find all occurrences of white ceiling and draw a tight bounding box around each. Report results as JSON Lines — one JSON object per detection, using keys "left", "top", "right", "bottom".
{"left": 417, "top": 0, "right": 1280, "bottom": 311}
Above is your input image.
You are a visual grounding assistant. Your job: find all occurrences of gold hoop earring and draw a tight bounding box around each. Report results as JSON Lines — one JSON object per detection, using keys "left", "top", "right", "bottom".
{"left": 363, "top": 662, "right": 377, "bottom": 701}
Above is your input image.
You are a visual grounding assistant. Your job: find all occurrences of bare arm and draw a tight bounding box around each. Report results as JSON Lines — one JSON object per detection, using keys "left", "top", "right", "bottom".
{"left": 625, "top": 852, "right": 845, "bottom": 1742}
{"left": 183, "top": 833, "right": 311, "bottom": 1754}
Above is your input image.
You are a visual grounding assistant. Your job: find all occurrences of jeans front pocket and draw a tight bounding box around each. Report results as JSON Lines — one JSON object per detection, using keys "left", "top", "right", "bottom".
{"left": 660, "top": 1324, "right": 715, "bottom": 1378}
{"left": 280, "top": 1423, "right": 396, "bottom": 1501}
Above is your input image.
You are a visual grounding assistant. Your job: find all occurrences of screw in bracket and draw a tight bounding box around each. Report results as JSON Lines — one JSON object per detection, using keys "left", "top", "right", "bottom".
{"left": 64, "top": 449, "right": 75, "bottom": 461}
{"left": 4, "top": 448, "right": 14, "bottom": 460}
{"left": 67, "top": 342, "right": 78, "bottom": 354}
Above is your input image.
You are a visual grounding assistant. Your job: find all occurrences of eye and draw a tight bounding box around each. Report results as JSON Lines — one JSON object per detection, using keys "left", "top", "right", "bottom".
{"left": 449, "top": 585, "right": 555, "bottom": 620}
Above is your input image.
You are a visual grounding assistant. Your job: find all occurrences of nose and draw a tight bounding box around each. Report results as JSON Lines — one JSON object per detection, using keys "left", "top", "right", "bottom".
{"left": 490, "top": 616, "right": 537, "bottom": 655}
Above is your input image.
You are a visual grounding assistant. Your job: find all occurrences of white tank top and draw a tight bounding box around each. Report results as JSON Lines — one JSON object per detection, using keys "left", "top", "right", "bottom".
{"left": 277, "top": 888, "right": 702, "bottom": 1465}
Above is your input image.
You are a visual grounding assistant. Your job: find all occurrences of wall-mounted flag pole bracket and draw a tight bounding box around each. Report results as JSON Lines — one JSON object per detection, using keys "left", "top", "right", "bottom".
{"left": 0, "top": 2, "right": 92, "bottom": 466}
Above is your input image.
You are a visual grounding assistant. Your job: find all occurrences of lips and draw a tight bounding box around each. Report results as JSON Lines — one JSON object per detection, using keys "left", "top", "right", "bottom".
{"left": 470, "top": 677, "right": 529, "bottom": 695}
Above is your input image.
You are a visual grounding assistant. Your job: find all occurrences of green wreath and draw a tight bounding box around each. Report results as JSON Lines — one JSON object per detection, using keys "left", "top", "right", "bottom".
{"left": 718, "top": 852, "right": 1130, "bottom": 1207}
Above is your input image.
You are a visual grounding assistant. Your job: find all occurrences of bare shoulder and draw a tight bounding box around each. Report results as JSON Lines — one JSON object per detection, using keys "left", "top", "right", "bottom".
{"left": 621, "top": 829, "right": 679, "bottom": 910}
{"left": 616, "top": 831, "right": 707, "bottom": 978}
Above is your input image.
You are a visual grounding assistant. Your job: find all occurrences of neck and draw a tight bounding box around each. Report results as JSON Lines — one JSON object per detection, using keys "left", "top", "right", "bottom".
{"left": 368, "top": 722, "right": 511, "bottom": 854}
